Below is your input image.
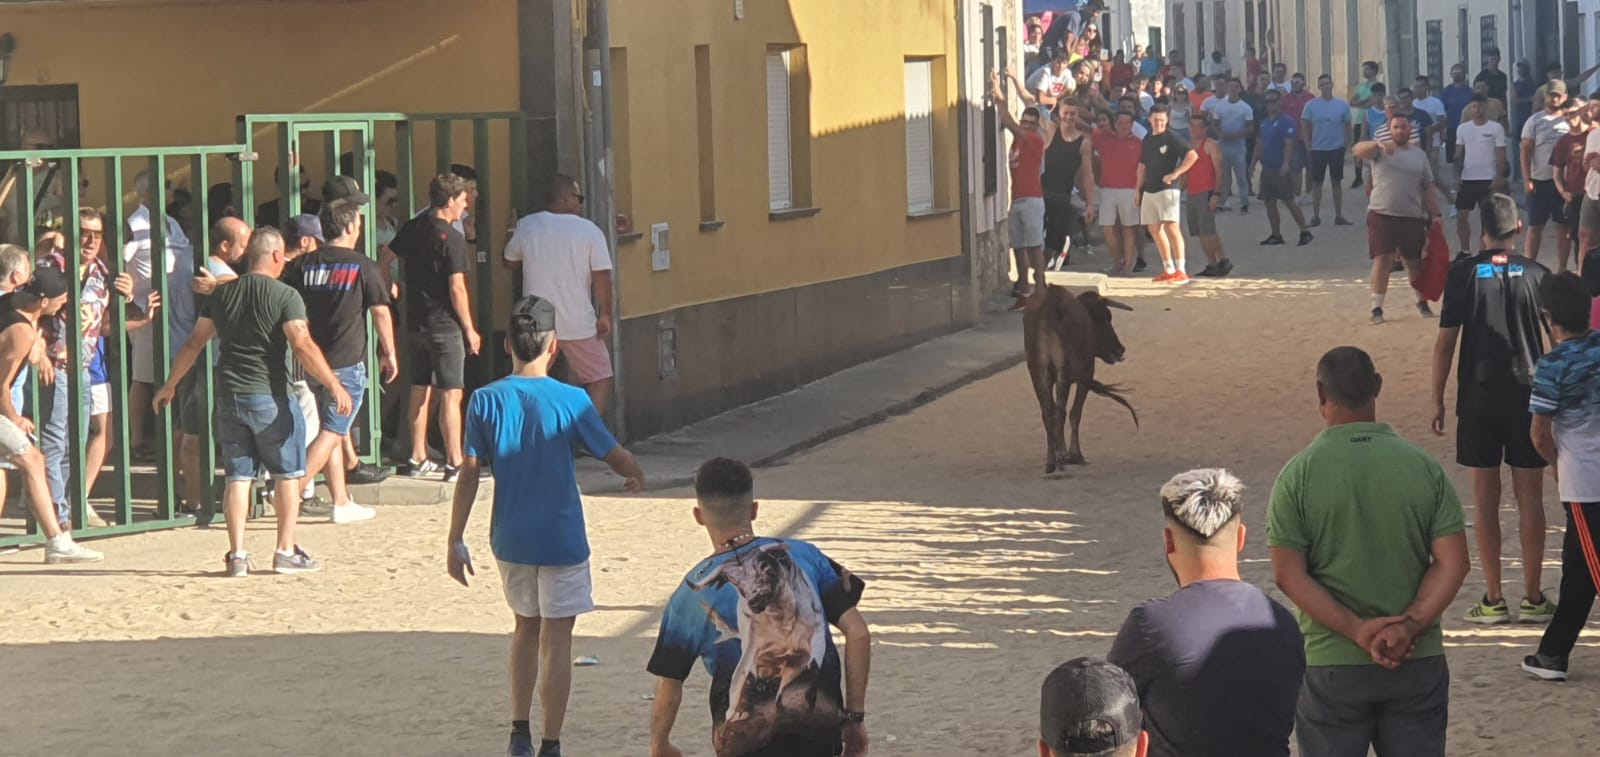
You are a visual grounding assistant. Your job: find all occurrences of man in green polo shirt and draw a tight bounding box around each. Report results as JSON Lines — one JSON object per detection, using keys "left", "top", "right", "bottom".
{"left": 1268, "top": 346, "right": 1470, "bottom": 757}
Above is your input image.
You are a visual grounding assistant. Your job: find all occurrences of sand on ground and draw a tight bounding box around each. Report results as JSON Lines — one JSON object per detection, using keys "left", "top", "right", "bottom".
{"left": 4, "top": 196, "right": 1598, "bottom": 756}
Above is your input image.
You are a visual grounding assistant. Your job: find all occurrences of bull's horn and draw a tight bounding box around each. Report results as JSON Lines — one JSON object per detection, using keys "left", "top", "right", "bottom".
{"left": 1103, "top": 298, "right": 1133, "bottom": 311}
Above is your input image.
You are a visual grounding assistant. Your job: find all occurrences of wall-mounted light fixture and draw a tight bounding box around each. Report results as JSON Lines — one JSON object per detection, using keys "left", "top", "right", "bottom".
{"left": 0, "top": 34, "right": 15, "bottom": 86}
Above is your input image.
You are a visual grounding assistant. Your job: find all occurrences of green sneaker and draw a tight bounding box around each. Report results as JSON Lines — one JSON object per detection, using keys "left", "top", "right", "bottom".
{"left": 1465, "top": 595, "right": 1511, "bottom": 625}
{"left": 1519, "top": 592, "right": 1558, "bottom": 624}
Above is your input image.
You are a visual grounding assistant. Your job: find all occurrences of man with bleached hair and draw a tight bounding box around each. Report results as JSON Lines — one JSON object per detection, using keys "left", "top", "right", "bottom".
{"left": 1108, "top": 468, "right": 1305, "bottom": 757}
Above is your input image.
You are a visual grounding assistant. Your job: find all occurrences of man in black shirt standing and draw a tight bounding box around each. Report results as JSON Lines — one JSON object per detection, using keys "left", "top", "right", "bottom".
{"left": 1136, "top": 104, "right": 1198, "bottom": 282}
{"left": 391, "top": 174, "right": 479, "bottom": 483}
{"left": 1475, "top": 48, "right": 1510, "bottom": 107}
{"left": 284, "top": 198, "right": 397, "bottom": 524}
{"left": 1431, "top": 192, "right": 1557, "bottom": 626}
{"left": 1108, "top": 468, "right": 1304, "bottom": 757}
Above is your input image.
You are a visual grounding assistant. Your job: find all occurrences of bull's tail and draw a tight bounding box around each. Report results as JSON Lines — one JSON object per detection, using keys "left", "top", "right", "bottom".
{"left": 1089, "top": 381, "right": 1139, "bottom": 428}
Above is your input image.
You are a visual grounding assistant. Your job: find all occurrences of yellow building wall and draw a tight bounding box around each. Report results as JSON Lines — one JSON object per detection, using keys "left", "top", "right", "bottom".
{"left": 610, "top": 0, "right": 962, "bottom": 318}
{"left": 2, "top": 0, "right": 519, "bottom": 233}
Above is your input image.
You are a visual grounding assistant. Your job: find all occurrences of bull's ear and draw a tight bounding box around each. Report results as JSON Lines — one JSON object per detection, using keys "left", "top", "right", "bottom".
{"left": 1102, "top": 297, "right": 1133, "bottom": 311}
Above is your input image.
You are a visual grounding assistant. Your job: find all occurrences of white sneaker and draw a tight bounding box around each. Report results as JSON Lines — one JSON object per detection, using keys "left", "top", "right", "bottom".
{"left": 45, "top": 533, "right": 104, "bottom": 564}
{"left": 331, "top": 502, "right": 377, "bottom": 524}
{"left": 84, "top": 508, "right": 109, "bottom": 529}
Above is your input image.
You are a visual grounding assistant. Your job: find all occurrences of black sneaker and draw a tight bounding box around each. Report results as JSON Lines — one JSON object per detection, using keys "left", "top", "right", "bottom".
{"left": 346, "top": 462, "right": 392, "bottom": 485}
{"left": 1298, "top": 230, "right": 1314, "bottom": 246}
{"left": 1308, "top": 217, "right": 1322, "bottom": 228}
{"left": 1392, "top": 259, "right": 1405, "bottom": 273}
{"left": 404, "top": 459, "right": 439, "bottom": 478}
{"left": 1370, "top": 307, "right": 1385, "bottom": 325}
{"left": 536, "top": 739, "right": 563, "bottom": 757}
{"left": 1241, "top": 203, "right": 1250, "bottom": 214}
{"left": 1217, "top": 258, "right": 1234, "bottom": 276}
{"left": 1260, "top": 235, "right": 1285, "bottom": 246}
{"left": 1349, "top": 177, "right": 1363, "bottom": 189}
{"left": 1132, "top": 258, "right": 1148, "bottom": 273}
{"left": 1009, "top": 281, "right": 1026, "bottom": 297}
{"left": 1417, "top": 302, "right": 1436, "bottom": 318}
{"left": 443, "top": 464, "right": 461, "bottom": 484}
{"left": 1522, "top": 653, "right": 1569, "bottom": 681}
{"left": 1196, "top": 263, "right": 1219, "bottom": 277}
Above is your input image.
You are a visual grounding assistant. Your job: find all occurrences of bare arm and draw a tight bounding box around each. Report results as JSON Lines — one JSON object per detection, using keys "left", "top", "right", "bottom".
{"left": 1431, "top": 326, "right": 1460, "bottom": 433}
{"left": 286, "top": 319, "right": 344, "bottom": 397}
{"left": 837, "top": 608, "right": 871, "bottom": 711}
{"left": 648, "top": 677, "right": 685, "bottom": 756}
{"left": 1076, "top": 140, "right": 1097, "bottom": 211}
{"left": 603, "top": 444, "right": 645, "bottom": 492}
{"left": 1522, "top": 137, "right": 1535, "bottom": 185}
{"left": 372, "top": 305, "right": 399, "bottom": 382}
{"left": 1496, "top": 146, "right": 1509, "bottom": 184}
{"left": 446, "top": 456, "right": 481, "bottom": 545}
{"left": 1401, "top": 533, "right": 1472, "bottom": 632}
{"left": 448, "top": 273, "right": 476, "bottom": 336}
{"left": 1170, "top": 148, "right": 1200, "bottom": 182}
{"left": 1351, "top": 140, "right": 1383, "bottom": 161}
{"left": 1272, "top": 547, "right": 1395, "bottom": 647}
{"left": 991, "top": 76, "right": 1024, "bottom": 137}
{"left": 1532, "top": 414, "right": 1558, "bottom": 475}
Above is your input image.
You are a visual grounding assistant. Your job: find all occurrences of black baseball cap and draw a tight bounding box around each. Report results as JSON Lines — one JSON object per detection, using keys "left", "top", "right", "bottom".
{"left": 510, "top": 295, "right": 557, "bottom": 334}
{"left": 23, "top": 267, "right": 69, "bottom": 299}
{"left": 1040, "top": 658, "right": 1142, "bottom": 757}
{"left": 323, "top": 175, "right": 370, "bottom": 205}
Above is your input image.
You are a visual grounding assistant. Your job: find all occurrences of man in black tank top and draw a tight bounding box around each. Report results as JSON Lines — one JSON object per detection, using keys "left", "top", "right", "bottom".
{"left": 1042, "top": 100, "right": 1098, "bottom": 269}
{"left": 0, "top": 266, "right": 103, "bottom": 563}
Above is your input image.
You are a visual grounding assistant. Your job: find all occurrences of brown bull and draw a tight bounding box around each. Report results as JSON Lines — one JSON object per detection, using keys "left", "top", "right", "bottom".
{"left": 1024, "top": 286, "right": 1138, "bottom": 473}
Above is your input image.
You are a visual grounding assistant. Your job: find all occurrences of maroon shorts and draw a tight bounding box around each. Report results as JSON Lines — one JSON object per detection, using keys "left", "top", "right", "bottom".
{"left": 1366, "top": 212, "right": 1428, "bottom": 260}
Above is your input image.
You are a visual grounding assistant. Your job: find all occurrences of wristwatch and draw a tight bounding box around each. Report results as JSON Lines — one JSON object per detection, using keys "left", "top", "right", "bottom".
{"left": 841, "top": 711, "right": 866, "bottom": 724}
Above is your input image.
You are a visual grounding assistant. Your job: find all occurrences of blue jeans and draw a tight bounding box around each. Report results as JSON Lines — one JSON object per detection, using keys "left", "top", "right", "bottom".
{"left": 214, "top": 392, "right": 307, "bottom": 483}
{"left": 1220, "top": 139, "right": 1251, "bottom": 207}
{"left": 39, "top": 366, "right": 90, "bottom": 528}
{"left": 308, "top": 362, "right": 368, "bottom": 437}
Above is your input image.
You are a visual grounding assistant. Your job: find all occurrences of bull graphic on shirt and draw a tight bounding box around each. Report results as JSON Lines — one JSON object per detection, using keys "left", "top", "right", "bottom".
{"left": 690, "top": 541, "right": 831, "bottom": 730}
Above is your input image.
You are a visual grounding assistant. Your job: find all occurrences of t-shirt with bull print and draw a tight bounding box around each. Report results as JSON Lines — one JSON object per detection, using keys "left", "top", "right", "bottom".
{"left": 648, "top": 536, "right": 865, "bottom": 757}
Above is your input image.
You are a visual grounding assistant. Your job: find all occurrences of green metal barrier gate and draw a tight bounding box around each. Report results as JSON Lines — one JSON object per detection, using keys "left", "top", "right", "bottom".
{"left": 0, "top": 111, "right": 526, "bottom": 550}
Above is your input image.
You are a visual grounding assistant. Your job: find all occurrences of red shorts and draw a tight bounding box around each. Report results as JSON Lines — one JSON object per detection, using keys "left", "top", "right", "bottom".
{"left": 1367, "top": 212, "right": 1428, "bottom": 260}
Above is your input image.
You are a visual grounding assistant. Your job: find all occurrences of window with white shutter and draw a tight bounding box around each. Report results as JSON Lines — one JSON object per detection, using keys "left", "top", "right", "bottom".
{"left": 904, "top": 60, "right": 935, "bottom": 213}
{"left": 767, "top": 50, "right": 794, "bottom": 211}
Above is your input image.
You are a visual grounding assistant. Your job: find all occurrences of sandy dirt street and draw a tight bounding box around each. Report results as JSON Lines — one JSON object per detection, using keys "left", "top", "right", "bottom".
{"left": 4, "top": 198, "right": 1598, "bottom": 755}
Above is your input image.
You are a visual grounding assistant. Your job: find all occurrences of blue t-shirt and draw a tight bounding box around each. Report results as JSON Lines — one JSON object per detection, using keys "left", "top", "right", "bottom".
{"left": 1441, "top": 83, "right": 1474, "bottom": 128}
{"left": 1366, "top": 106, "right": 1389, "bottom": 134}
{"left": 1301, "top": 97, "right": 1352, "bottom": 151}
{"left": 1258, "top": 114, "right": 1299, "bottom": 167}
{"left": 1108, "top": 579, "right": 1305, "bottom": 757}
{"left": 464, "top": 375, "right": 618, "bottom": 566}
{"left": 647, "top": 537, "right": 865, "bottom": 754}
{"left": 1530, "top": 330, "right": 1600, "bottom": 503}
{"left": 1140, "top": 56, "right": 1161, "bottom": 77}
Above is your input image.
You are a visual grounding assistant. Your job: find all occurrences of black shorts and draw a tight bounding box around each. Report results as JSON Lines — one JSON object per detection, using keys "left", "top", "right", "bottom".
{"left": 1528, "top": 179, "right": 1568, "bottom": 227}
{"left": 1258, "top": 168, "right": 1296, "bottom": 201}
{"left": 178, "top": 370, "right": 206, "bottom": 436}
{"left": 1309, "top": 148, "right": 1346, "bottom": 182}
{"left": 1456, "top": 399, "right": 1547, "bottom": 469}
{"left": 1455, "top": 179, "right": 1495, "bottom": 212}
{"left": 408, "top": 328, "right": 466, "bottom": 389}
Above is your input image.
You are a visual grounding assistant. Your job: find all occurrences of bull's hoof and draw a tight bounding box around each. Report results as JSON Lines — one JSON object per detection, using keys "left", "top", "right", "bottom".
{"left": 1065, "top": 453, "right": 1087, "bottom": 465}
{"left": 1044, "top": 461, "right": 1058, "bottom": 475}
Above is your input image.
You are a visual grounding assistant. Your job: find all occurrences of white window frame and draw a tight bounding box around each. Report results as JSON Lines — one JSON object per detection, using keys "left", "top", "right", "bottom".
{"left": 766, "top": 49, "right": 794, "bottom": 212}
{"left": 904, "top": 60, "right": 935, "bottom": 214}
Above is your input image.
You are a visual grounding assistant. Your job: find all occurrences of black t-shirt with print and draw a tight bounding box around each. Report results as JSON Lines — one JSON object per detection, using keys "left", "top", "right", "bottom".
{"left": 283, "top": 245, "right": 391, "bottom": 369}
{"left": 1140, "top": 130, "right": 1191, "bottom": 192}
{"left": 390, "top": 213, "right": 470, "bottom": 333}
{"left": 1440, "top": 249, "right": 1551, "bottom": 419}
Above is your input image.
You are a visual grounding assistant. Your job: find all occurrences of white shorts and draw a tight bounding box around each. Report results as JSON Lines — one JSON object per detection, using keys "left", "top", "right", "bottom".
{"left": 1140, "top": 189, "right": 1182, "bottom": 225}
{"left": 498, "top": 560, "right": 595, "bottom": 618}
{"left": 1099, "top": 188, "right": 1139, "bottom": 226}
{"left": 1008, "top": 197, "right": 1046, "bottom": 248}
{"left": 0, "top": 414, "right": 33, "bottom": 460}
{"left": 90, "top": 383, "right": 111, "bottom": 416}
{"left": 292, "top": 380, "right": 320, "bottom": 443}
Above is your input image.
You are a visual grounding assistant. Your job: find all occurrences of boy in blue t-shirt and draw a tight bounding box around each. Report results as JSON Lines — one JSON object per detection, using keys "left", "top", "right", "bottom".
{"left": 1525, "top": 272, "right": 1600, "bottom": 682}
{"left": 646, "top": 458, "right": 871, "bottom": 757}
{"left": 447, "top": 295, "right": 645, "bottom": 757}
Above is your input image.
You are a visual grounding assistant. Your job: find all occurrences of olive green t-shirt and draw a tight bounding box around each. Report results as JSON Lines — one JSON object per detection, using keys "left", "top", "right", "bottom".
{"left": 201, "top": 272, "right": 306, "bottom": 397}
{"left": 1267, "top": 422, "right": 1466, "bottom": 667}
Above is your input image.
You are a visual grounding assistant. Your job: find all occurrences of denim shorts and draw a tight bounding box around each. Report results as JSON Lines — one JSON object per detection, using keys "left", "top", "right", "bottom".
{"left": 213, "top": 392, "right": 307, "bottom": 482}
{"left": 309, "top": 362, "right": 368, "bottom": 437}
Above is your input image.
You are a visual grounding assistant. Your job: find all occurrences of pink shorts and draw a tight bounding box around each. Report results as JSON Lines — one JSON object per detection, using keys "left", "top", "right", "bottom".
{"left": 559, "top": 336, "right": 614, "bottom": 384}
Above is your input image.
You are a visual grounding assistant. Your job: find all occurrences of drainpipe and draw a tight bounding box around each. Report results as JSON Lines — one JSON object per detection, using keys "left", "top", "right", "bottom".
{"left": 584, "top": 0, "right": 624, "bottom": 439}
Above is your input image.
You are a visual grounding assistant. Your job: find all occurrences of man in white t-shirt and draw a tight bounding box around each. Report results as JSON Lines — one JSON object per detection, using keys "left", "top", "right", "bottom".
{"left": 503, "top": 174, "right": 617, "bottom": 414}
{"left": 1202, "top": 51, "right": 1231, "bottom": 79}
{"left": 1451, "top": 94, "right": 1509, "bottom": 252}
{"left": 1027, "top": 51, "right": 1076, "bottom": 119}
{"left": 122, "top": 169, "right": 193, "bottom": 459}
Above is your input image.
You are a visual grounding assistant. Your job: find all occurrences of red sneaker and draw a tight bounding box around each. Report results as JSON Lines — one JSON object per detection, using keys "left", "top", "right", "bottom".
{"left": 1152, "top": 271, "right": 1176, "bottom": 282}
{"left": 1170, "top": 271, "right": 1190, "bottom": 283}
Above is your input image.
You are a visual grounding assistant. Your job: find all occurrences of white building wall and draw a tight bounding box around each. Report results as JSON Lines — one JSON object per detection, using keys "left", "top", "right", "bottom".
{"left": 1163, "top": 1, "right": 1280, "bottom": 75}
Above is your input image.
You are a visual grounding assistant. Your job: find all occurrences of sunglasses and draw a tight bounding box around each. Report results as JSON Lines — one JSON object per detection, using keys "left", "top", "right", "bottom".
{"left": 80, "top": 229, "right": 104, "bottom": 240}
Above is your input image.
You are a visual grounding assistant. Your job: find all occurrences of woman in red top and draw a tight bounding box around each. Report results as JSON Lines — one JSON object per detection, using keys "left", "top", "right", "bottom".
{"left": 1109, "top": 51, "right": 1136, "bottom": 91}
